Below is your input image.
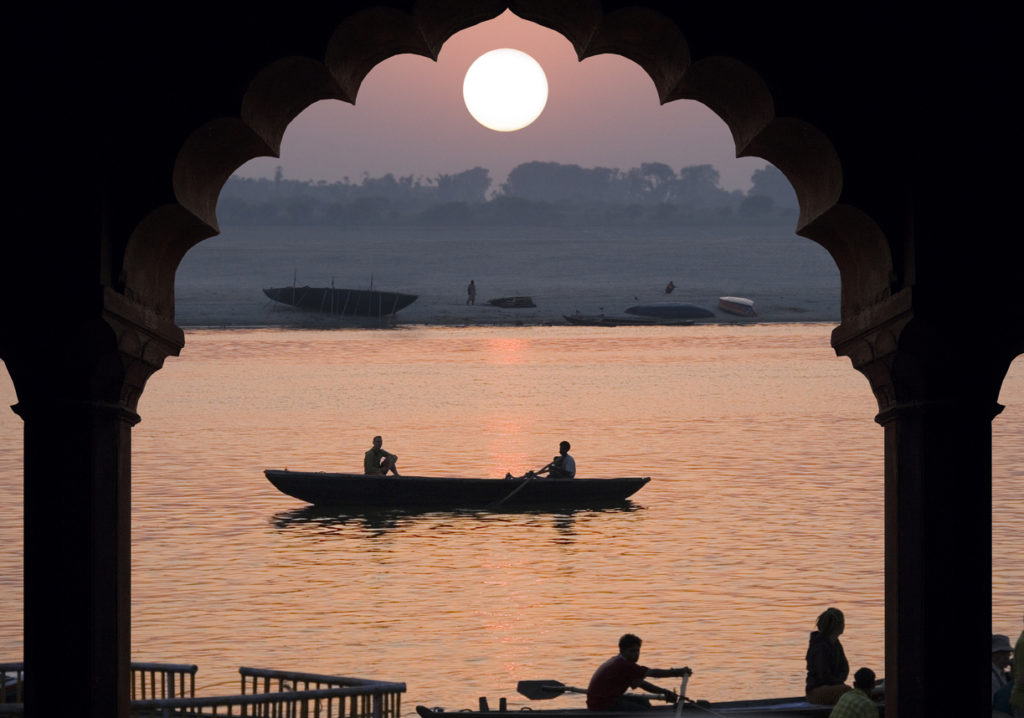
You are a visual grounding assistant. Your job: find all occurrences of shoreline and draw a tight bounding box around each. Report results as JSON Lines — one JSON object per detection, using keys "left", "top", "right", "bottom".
{"left": 175, "top": 314, "right": 841, "bottom": 330}
{"left": 173, "top": 223, "right": 843, "bottom": 329}
{"left": 175, "top": 302, "right": 840, "bottom": 330}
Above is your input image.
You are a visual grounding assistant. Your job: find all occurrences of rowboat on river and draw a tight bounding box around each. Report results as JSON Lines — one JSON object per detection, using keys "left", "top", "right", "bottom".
{"left": 265, "top": 470, "right": 650, "bottom": 509}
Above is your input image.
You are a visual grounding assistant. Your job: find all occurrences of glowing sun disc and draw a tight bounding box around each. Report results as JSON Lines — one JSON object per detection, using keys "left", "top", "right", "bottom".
{"left": 463, "top": 49, "right": 548, "bottom": 132}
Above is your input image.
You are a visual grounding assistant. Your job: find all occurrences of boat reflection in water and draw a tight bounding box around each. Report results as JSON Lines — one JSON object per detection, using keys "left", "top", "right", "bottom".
{"left": 271, "top": 502, "right": 644, "bottom": 538}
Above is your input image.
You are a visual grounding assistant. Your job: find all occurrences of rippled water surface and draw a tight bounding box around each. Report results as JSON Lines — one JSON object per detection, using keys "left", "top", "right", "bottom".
{"left": 1, "top": 324, "right": 1021, "bottom": 709}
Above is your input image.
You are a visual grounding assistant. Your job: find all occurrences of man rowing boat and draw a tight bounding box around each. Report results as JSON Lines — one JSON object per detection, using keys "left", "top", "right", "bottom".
{"left": 586, "top": 633, "right": 691, "bottom": 711}
{"left": 532, "top": 441, "right": 576, "bottom": 479}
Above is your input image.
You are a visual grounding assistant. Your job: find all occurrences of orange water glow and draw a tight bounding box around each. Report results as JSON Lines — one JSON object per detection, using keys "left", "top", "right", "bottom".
{"left": 0, "top": 326, "right": 1021, "bottom": 713}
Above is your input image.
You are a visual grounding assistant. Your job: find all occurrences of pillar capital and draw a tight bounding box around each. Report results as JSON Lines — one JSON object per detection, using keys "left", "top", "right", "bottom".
{"left": 100, "top": 286, "right": 184, "bottom": 414}
{"left": 5, "top": 286, "right": 183, "bottom": 420}
{"left": 832, "top": 287, "right": 1010, "bottom": 423}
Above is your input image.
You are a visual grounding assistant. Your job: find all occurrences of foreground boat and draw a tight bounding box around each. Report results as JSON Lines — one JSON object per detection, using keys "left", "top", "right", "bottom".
{"left": 265, "top": 470, "right": 650, "bottom": 508}
{"left": 417, "top": 695, "right": 883, "bottom": 717}
{"left": 263, "top": 286, "right": 418, "bottom": 317}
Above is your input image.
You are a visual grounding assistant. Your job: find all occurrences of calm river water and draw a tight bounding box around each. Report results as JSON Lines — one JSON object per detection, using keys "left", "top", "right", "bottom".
{"left": 1, "top": 324, "right": 1021, "bottom": 709}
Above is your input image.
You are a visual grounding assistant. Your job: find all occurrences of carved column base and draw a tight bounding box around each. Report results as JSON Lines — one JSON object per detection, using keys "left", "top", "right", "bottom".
{"left": 834, "top": 291, "right": 1009, "bottom": 718}
{"left": 6, "top": 288, "right": 183, "bottom": 718}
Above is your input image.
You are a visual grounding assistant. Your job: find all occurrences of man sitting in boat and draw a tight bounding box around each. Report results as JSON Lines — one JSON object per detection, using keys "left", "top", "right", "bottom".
{"left": 532, "top": 441, "right": 576, "bottom": 479}
{"left": 364, "top": 435, "right": 400, "bottom": 476}
{"left": 586, "top": 633, "right": 691, "bottom": 711}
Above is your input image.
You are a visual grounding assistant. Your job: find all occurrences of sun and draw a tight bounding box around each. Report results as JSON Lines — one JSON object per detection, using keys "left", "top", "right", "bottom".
{"left": 463, "top": 49, "right": 548, "bottom": 132}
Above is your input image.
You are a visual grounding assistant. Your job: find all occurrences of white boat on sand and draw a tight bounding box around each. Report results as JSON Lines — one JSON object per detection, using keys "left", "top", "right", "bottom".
{"left": 718, "top": 296, "right": 757, "bottom": 317}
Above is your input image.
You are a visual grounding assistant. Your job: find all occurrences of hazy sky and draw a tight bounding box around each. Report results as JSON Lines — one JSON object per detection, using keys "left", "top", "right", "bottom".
{"left": 236, "top": 11, "right": 767, "bottom": 192}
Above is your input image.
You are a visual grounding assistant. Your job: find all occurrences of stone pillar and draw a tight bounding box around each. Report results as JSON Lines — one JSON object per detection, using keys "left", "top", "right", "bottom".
{"left": 876, "top": 397, "right": 998, "bottom": 718}
{"left": 834, "top": 295, "right": 1008, "bottom": 718}
{"left": 6, "top": 290, "right": 183, "bottom": 718}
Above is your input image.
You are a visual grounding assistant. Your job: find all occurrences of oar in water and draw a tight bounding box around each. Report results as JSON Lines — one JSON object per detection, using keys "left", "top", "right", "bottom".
{"left": 489, "top": 468, "right": 542, "bottom": 508}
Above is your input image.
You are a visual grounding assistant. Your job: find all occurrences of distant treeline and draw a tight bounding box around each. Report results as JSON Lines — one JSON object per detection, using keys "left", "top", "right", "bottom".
{"left": 217, "top": 162, "right": 799, "bottom": 227}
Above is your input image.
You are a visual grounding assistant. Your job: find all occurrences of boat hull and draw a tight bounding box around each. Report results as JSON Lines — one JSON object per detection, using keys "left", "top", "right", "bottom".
{"left": 718, "top": 296, "right": 757, "bottom": 317}
{"left": 263, "top": 286, "right": 418, "bottom": 317}
{"left": 417, "top": 696, "right": 883, "bottom": 717}
{"left": 487, "top": 296, "right": 536, "bottom": 308}
{"left": 265, "top": 470, "right": 650, "bottom": 508}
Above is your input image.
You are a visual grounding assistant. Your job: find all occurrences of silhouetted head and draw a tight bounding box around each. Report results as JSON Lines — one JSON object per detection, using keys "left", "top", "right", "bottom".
{"left": 560, "top": 441, "right": 571, "bottom": 454}
{"left": 853, "top": 667, "right": 875, "bottom": 692}
{"left": 373, "top": 436, "right": 382, "bottom": 447}
{"left": 619, "top": 633, "right": 642, "bottom": 651}
{"left": 816, "top": 607, "right": 845, "bottom": 638}
{"left": 618, "top": 634, "right": 642, "bottom": 662}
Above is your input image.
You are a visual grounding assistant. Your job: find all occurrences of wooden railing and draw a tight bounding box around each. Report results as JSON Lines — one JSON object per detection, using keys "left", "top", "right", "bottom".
{"left": 240, "top": 666, "right": 404, "bottom": 713}
{"left": 0, "top": 662, "right": 405, "bottom": 718}
{"left": 132, "top": 662, "right": 198, "bottom": 701}
{"left": 1, "top": 662, "right": 24, "bottom": 706}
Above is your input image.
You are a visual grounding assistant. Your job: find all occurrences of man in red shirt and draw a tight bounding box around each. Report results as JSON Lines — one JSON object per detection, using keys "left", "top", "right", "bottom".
{"left": 586, "top": 634, "right": 692, "bottom": 711}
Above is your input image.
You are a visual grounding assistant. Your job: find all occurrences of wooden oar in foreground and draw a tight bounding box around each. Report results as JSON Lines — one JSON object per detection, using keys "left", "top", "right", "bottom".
{"left": 518, "top": 678, "right": 725, "bottom": 717}
{"left": 517, "top": 680, "right": 587, "bottom": 700}
{"left": 516, "top": 680, "right": 673, "bottom": 702}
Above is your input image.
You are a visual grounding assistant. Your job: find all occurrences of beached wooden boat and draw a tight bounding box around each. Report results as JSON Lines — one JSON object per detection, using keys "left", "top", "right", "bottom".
{"left": 265, "top": 470, "right": 649, "bottom": 508}
{"left": 263, "top": 286, "right": 418, "bottom": 317}
{"left": 487, "top": 296, "right": 536, "bottom": 308}
{"left": 718, "top": 296, "right": 757, "bottom": 317}
{"left": 417, "top": 696, "right": 883, "bottom": 717}
{"left": 624, "top": 302, "right": 714, "bottom": 319}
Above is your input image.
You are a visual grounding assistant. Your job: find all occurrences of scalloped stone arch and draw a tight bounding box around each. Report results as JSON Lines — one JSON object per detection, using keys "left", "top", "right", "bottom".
{"left": 122, "top": 0, "right": 894, "bottom": 323}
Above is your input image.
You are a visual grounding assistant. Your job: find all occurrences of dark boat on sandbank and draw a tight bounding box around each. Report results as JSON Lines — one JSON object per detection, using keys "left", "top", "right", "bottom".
{"left": 263, "top": 285, "right": 418, "bottom": 318}
{"left": 487, "top": 296, "right": 536, "bottom": 308}
{"left": 624, "top": 302, "right": 714, "bottom": 320}
{"left": 564, "top": 313, "right": 695, "bottom": 327}
{"left": 265, "top": 470, "right": 649, "bottom": 509}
